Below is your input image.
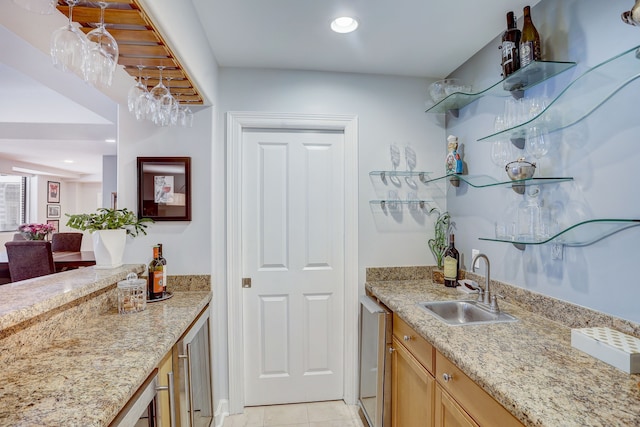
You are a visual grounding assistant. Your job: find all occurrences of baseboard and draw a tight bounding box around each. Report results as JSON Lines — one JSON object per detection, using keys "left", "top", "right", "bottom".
{"left": 214, "top": 398, "right": 229, "bottom": 427}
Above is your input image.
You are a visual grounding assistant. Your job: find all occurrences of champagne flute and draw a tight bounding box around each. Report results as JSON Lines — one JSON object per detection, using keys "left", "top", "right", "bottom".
{"left": 50, "top": 0, "right": 87, "bottom": 77}
{"left": 85, "top": 1, "right": 119, "bottom": 87}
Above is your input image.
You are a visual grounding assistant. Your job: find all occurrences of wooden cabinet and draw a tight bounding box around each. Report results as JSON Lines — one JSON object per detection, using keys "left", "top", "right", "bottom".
{"left": 390, "top": 313, "right": 523, "bottom": 427}
{"left": 391, "top": 315, "right": 435, "bottom": 427}
{"left": 434, "top": 385, "right": 478, "bottom": 427}
{"left": 435, "top": 352, "right": 523, "bottom": 427}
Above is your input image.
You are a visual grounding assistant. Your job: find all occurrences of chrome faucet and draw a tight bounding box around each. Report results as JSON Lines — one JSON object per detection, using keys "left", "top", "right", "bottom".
{"left": 471, "top": 253, "right": 492, "bottom": 306}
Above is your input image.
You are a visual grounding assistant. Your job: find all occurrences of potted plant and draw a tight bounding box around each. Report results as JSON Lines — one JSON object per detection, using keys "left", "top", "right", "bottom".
{"left": 428, "top": 209, "right": 450, "bottom": 284}
{"left": 17, "top": 223, "right": 56, "bottom": 240}
{"left": 65, "top": 208, "right": 153, "bottom": 269}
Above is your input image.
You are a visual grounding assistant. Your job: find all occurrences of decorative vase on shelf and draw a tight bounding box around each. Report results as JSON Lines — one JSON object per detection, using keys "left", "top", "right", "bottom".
{"left": 91, "top": 229, "right": 126, "bottom": 269}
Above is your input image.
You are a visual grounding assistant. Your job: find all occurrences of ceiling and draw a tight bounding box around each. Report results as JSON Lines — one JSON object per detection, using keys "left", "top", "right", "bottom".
{"left": 2, "top": 0, "right": 540, "bottom": 179}
{"left": 193, "top": 0, "right": 540, "bottom": 78}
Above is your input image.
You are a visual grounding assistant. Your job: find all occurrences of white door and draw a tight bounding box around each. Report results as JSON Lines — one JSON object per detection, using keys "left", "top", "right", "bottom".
{"left": 242, "top": 128, "right": 345, "bottom": 406}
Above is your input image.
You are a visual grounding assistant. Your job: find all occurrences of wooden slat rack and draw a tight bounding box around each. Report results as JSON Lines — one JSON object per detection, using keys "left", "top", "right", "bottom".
{"left": 56, "top": 0, "right": 204, "bottom": 105}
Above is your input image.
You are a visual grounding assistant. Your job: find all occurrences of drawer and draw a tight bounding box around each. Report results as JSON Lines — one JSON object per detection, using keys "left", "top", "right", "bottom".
{"left": 435, "top": 351, "right": 523, "bottom": 427}
{"left": 393, "top": 313, "right": 434, "bottom": 374}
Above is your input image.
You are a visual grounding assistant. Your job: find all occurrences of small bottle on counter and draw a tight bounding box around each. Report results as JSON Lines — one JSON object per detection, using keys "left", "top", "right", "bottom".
{"left": 158, "top": 243, "right": 167, "bottom": 294}
{"left": 500, "top": 11, "right": 521, "bottom": 77}
{"left": 520, "top": 5, "right": 541, "bottom": 68}
{"left": 443, "top": 234, "right": 460, "bottom": 288}
{"left": 148, "top": 245, "right": 164, "bottom": 300}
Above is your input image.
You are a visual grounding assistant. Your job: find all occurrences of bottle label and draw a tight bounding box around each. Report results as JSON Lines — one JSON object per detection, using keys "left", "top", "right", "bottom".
{"left": 502, "top": 41, "right": 516, "bottom": 61}
{"left": 152, "top": 271, "right": 164, "bottom": 294}
{"left": 520, "top": 42, "right": 533, "bottom": 67}
{"left": 443, "top": 256, "right": 458, "bottom": 280}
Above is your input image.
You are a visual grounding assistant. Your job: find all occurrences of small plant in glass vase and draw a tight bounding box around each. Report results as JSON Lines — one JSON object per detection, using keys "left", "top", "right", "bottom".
{"left": 428, "top": 209, "right": 451, "bottom": 284}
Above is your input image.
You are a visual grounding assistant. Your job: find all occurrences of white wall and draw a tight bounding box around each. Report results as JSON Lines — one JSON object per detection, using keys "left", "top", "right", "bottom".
{"left": 218, "top": 68, "right": 446, "bottom": 278}
{"left": 446, "top": 0, "right": 640, "bottom": 323}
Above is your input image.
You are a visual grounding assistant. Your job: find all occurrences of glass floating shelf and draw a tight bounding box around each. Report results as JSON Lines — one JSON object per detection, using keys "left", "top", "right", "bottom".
{"left": 479, "top": 219, "right": 640, "bottom": 249}
{"left": 425, "top": 61, "right": 576, "bottom": 114}
{"left": 370, "top": 170, "right": 431, "bottom": 180}
{"left": 420, "top": 174, "right": 573, "bottom": 189}
{"left": 479, "top": 45, "right": 640, "bottom": 143}
{"left": 369, "top": 199, "right": 433, "bottom": 211}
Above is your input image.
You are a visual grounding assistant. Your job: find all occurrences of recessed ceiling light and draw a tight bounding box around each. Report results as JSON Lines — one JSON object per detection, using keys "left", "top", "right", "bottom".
{"left": 63, "top": 160, "right": 74, "bottom": 164}
{"left": 105, "top": 138, "right": 116, "bottom": 143}
{"left": 331, "top": 16, "right": 358, "bottom": 34}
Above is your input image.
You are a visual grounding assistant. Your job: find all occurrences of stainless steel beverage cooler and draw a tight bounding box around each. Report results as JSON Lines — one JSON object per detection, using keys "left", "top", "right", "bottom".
{"left": 358, "top": 295, "right": 392, "bottom": 427}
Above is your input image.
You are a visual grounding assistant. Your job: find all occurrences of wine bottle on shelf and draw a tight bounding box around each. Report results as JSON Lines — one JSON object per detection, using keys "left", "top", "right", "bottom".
{"left": 443, "top": 234, "right": 460, "bottom": 288}
{"left": 520, "top": 5, "right": 541, "bottom": 68}
{"left": 148, "top": 245, "right": 164, "bottom": 300}
{"left": 501, "top": 11, "right": 521, "bottom": 77}
{"left": 158, "top": 243, "right": 167, "bottom": 294}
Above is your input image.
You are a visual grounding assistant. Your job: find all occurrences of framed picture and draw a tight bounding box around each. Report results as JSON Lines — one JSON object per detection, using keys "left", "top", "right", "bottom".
{"left": 137, "top": 157, "right": 191, "bottom": 221}
{"left": 47, "top": 204, "right": 61, "bottom": 218}
{"left": 47, "top": 181, "right": 60, "bottom": 203}
{"left": 47, "top": 220, "right": 59, "bottom": 233}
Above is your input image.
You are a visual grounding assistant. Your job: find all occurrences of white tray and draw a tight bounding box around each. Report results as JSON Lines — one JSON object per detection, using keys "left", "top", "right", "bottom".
{"left": 571, "top": 326, "right": 640, "bottom": 374}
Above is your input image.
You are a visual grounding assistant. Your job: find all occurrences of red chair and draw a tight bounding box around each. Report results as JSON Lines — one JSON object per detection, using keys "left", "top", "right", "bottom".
{"left": 51, "top": 232, "right": 83, "bottom": 252}
{"left": 4, "top": 241, "right": 55, "bottom": 282}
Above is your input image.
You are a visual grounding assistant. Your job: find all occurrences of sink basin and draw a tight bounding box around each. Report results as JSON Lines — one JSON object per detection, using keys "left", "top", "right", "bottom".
{"left": 417, "top": 300, "right": 517, "bottom": 326}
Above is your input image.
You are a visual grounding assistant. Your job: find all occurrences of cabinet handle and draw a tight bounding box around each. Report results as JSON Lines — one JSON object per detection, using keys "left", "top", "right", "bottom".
{"left": 403, "top": 335, "right": 411, "bottom": 342}
{"left": 186, "top": 343, "right": 195, "bottom": 427}
{"left": 156, "top": 372, "right": 176, "bottom": 427}
{"left": 389, "top": 347, "right": 396, "bottom": 353}
{"left": 442, "top": 373, "right": 453, "bottom": 382}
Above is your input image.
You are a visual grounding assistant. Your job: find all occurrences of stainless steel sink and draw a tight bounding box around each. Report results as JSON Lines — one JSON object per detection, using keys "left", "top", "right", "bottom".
{"left": 417, "top": 300, "right": 517, "bottom": 326}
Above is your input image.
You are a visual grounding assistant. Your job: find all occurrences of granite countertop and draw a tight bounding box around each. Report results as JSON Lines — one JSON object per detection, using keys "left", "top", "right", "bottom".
{"left": 0, "top": 266, "right": 212, "bottom": 427}
{"left": 367, "top": 279, "right": 640, "bottom": 427}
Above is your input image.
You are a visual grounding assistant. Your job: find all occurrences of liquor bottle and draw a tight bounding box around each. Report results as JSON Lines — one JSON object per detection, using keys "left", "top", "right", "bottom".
{"left": 501, "top": 11, "right": 521, "bottom": 77}
{"left": 443, "top": 234, "right": 460, "bottom": 288}
{"left": 148, "top": 245, "right": 164, "bottom": 300}
{"left": 158, "top": 243, "right": 167, "bottom": 294}
{"left": 520, "top": 5, "right": 541, "bottom": 68}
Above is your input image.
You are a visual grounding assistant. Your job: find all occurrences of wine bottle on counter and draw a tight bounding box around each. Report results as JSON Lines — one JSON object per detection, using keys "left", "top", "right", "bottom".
{"left": 520, "top": 5, "right": 541, "bottom": 68}
{"left": 148, "top": 245, "right": 164, "bottom": 300}
{"left": 501, "top": 11, "right": 521, "bottom": 77}
{"left": 158, "top": 243, "right": 167, "bottom": 294}
{"left": 443, "top": 234, "right": 460, "bottom": 288}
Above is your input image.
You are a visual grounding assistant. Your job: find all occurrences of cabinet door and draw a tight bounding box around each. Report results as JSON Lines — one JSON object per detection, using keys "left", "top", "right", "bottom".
{"left": 391, "top": 337, "right": 435, "bottom": 427}
{"left": 434, "top": 385, "right": 478, "bottom": 427}
{"left": 157, "top": 350, "right": 174, "bottom": 427}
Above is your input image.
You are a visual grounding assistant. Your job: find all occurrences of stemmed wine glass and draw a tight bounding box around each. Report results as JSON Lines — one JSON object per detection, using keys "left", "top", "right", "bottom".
{"left": 150, "top": 66, "right": 170, "bottom": 125}
{"left": 160, "top": 76, "right": 178, "bottom": 126}
{"left": 85, "top": 1, "right": 119, "bottom": 87}
{"left": 178, "top": 102, "right": 194, "bottom": 128}
{"left": 50, "top": 0, "right": 87, "bottom": 77}
{"left": 134, "top": 74, "right": 154, "bottom": 121}
{"left": 526, "top": 126, "right": 550, "bottom": 159}
{"left": 128, "top": 65, "right": 147, "bottom": 114}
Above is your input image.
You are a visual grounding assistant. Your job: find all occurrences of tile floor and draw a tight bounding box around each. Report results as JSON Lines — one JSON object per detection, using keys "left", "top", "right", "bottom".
{"left": 223, "top": 400, "right": 366, "bottom": 427}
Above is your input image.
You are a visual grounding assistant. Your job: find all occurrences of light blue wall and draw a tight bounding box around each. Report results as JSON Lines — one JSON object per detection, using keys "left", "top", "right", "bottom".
{"left": 446, "top": 0, "right": 640, "bottom": 323}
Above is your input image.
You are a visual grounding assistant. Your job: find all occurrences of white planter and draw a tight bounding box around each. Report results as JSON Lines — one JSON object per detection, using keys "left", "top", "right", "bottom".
{"left": 91, "top": 229, "right": 126, "bottom": 269}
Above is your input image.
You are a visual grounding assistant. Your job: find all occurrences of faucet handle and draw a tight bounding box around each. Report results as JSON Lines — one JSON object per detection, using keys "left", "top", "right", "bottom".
{"left": 489, "top": 294, "right": 500, "bottom": 313}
